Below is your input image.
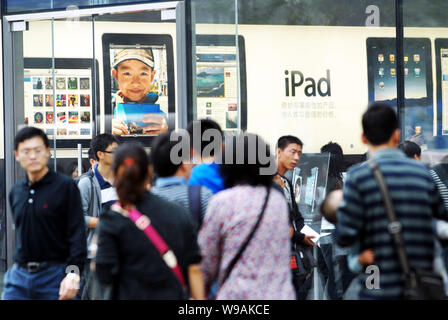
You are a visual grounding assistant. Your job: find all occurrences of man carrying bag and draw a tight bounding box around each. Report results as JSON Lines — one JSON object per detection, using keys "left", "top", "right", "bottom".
{"left": 274, "top": 135, "right": 316, "bottom": 300}
{"left": 335, "top": 102, "right": 448, "bottom": 299}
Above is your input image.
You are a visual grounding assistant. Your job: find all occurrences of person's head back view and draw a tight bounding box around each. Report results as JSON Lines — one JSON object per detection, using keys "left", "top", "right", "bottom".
{"left": 113, "top": 143, "right": 150, "bottom": 207}
{"left": 320, "top": 141, "right": 344, "bottom": 178}
{"left": 397, "top": 140, "right": 421, "bottom": 160}
{"left": 220, "top": 133, "right": 274, "bottom": 188}
{"left": 90, "top": 133, "right": 119, "bottom": 167}
{"left": 187, "top": 119, "right": 223, "bottom": 161}
{"left": 362, "top": 102, "right": 399, "bottom": 147}
{"left": 150, "top": 131, "right": 193, "bottom": 179}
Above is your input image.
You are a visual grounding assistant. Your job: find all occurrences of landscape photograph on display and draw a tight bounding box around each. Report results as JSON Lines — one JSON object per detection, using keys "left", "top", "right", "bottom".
{"left": 197, "top": 67, "right": 225, "bottom": 98}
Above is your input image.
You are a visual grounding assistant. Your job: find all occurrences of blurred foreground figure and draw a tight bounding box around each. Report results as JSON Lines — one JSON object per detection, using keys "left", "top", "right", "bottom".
{"left": 335, "top": 103, "right": 448, "bottom": 299}
{"left": 3, "top": 127, "right": 86, "bottom": 300}
{"left": 95, "top": 143, "right": 204, "bottom": 299}
{"left": 199, "top": 134, "right": 295, "bottom": 299}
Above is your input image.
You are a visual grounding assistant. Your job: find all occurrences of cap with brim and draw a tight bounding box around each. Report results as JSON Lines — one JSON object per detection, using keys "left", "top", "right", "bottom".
{"left": 113, "top": 48, "right": 154, "bottom": 69}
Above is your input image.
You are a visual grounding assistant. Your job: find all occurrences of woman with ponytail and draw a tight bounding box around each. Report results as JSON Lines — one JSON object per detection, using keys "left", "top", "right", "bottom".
{"left": 95, "top": 143, "right": 204, "bottom": 300}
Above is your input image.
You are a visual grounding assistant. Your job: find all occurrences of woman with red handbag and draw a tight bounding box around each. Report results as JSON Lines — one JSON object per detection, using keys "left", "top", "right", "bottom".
{"left": 95, "top": 143, "right": 204, "bottom": 300}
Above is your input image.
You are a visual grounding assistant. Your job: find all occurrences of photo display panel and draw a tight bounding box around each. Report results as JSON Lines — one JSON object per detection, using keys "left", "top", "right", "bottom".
{"left": 102, "top": 34, "right": 175, "bottom": 143}
{"left": 441, "top": 48, "right": 448, "bottom": 134}
{"left": 435, "top": 39, "right": 448, "bottom": 142}
{"left": 24, "top": 58, "right": 96, "bottom": 147}
{"left": 367, "top": 38, "right": 433, "bottom": 145}
{"left": 288, "top": 153, "right": 330, "bottom": 233}
{"left": 195, "top": 35, "right": 247, "bottom": 132}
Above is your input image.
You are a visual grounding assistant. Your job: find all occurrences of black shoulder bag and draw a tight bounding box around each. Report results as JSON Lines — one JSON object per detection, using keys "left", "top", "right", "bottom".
{"left": 220, "top": 187, "right": 271, "bottom": 287}
{"left": 367, "top": 159, "right": 446, "bottom": 300}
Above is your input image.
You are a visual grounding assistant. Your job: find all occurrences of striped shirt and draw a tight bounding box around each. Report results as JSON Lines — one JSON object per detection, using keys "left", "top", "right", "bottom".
{"left": 94, "top": 164, "right": 118, "bottom": 208}
{"left": 151, "top": 176, "right": 213, "bottom": 222}
{"left": 336, "top": 148, "right": 447, "bottom": 299}
{"left": 430, "top": 166, "right": 448, "bottom": 209}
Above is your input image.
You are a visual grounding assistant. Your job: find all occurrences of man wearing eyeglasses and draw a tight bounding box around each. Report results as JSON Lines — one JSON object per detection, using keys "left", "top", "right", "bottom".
{"left": 76, "top": 133, "right": 119, "bottom": 299}
{"left": 3, "top": 127, "right": 86, "bottom": 300}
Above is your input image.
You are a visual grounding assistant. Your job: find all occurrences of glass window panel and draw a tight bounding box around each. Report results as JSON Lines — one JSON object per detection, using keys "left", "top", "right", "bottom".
{"left": 403, "top": 0, "right": 448, "bottom": 155}
{"left": 189, "top": 0, "right": 396, "bottom": 300}
{"left": 0, "top": 19, "right": 6, "bottom": 296}
{"left": 94, "top": 9, "right": 177, "bottom": 146}
{"left": 190, "top": 0, "right": 240, "bottom": 134}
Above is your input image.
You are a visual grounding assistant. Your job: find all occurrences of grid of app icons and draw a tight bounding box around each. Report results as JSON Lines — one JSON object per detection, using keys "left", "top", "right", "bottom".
{"left": 376, "top": 51, "right": 424, "bottom": 90}
{"left": 28, "top": 73, "right": 92, "bottom": 139}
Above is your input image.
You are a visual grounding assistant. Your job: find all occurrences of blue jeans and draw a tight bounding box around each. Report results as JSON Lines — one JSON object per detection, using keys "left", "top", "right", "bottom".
{"left": 2, "top": 263, "right": 66, "bottom": 300}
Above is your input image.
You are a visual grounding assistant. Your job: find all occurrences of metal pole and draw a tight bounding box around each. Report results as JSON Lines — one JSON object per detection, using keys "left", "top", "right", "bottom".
{"left": 51, "top": 18, "right": 57, "bottom": 171}
{"left": 235, "top": 0, "right": 241, "bottom": 134}
{"left": 313, "top": 245, "right": 319, "bottom": 300}
{"left": 77, "top": 144, "right": 82, "bottom": 177}
{"left": 396, "top": 0, "right": 405, "bottom": 141}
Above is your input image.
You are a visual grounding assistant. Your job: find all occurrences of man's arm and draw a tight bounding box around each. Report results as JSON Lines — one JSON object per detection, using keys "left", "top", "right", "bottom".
{"left": 430, "top": 179, "right": 448, "bottom": 221}
{"left": 77, "top": 174, "right": 99, "bottom": 229}
{"left": 60, "top": 180, "right": 87, "bottom": 300}
{"left": 335, "top": 177, "right": 364, "bottom": 247}
{"left": 188, "top": 264, "right": 205, "bottom": 300}
{"left": 198, "top": 199, "right": 222, "bottom": 296}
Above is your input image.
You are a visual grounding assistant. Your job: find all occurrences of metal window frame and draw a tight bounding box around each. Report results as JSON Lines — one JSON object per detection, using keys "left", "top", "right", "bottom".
{"left": 3, "top": 2, "right": 180, "bottom": 22}
{"left": 2, "top": 0, "right": 187, "bottom": 269}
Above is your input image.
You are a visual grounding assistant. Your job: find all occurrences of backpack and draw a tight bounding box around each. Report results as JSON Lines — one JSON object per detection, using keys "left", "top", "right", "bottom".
{"left": 74, "top": 170, "right": 96, "bottom": 218}
{"left": 188, "top": 185, "right": 203, "bottom": 228}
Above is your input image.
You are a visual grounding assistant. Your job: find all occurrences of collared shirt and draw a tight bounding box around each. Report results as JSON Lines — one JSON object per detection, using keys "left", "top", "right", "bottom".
{"left": 279, "top": 175, "right": 293, "bottom": 211}
{"left": 8, "top": 169, "right": 87, "bottom": 271}
{"left": 336, "top": 148, "right": 448, "bottom": 299}
{"left": 94, "top": 164, "right": 118, "bottom": 208}
{"left": 151, "top": 176, "right": 213, "bottom": 222}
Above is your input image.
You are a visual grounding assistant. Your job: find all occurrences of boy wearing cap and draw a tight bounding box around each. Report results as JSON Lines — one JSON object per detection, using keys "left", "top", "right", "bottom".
{"left": 111, "top": 48, "right": 168, "bottom": 135}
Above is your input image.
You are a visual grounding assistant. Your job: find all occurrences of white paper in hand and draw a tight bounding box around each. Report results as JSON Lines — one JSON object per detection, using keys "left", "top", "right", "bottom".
{"left": 300, "top": 225, "right": 331, "bottom": 243}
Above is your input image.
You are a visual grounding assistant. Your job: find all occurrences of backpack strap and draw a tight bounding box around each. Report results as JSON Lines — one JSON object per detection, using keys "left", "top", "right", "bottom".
{"left": 188, "top": 185, "right": 202, "bottom": 227}
{"left": 77, "top": 170, "right": 96, "bottom": 217}
{"left": 84, "top": 170, "right": 96, "bottom": 217}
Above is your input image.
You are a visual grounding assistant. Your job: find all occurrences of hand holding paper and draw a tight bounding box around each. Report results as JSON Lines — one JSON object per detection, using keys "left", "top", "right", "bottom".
{"left": 300, "top": 225, "right": 331, "bottom": 244}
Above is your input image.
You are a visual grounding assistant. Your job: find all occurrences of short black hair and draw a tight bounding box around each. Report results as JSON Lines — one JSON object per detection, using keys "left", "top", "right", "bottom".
{"left": 220, "top": 133, "right": 274, "bottom": 188}
{"left": 362, "top": 102, "right": 398, "bottom": 145}
{"left": 88, "top": 147, "right": 95, "bottom": 161}
{"left": 149, "top": 131, "right": 183, "bottom": 177}
{"left": 277, "top": 135, "right": 303, "bottom": 150}
{"left": 187, "top": 119, "right": 223, "bottom": 156}
{"left": 397, "top": 140, "right": 421, "bottom": 159}
{"left": 14, "top": 126, "right": 49, "bottom": 151}
{"left": 321, "top": 141, "right": 344, "bottom": 178}
{"left": 90, "top": 133, "right": 119, "bottom": 161}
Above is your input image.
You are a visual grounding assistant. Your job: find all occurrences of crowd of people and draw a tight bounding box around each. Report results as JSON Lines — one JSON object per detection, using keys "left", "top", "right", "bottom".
{"left": 2, "top": 101, "right": 448, "bottom": 300}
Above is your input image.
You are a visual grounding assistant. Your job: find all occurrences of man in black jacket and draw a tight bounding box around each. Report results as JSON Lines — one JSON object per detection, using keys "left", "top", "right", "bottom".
{"left": 3, "top": 127, "right": 86, "bottom": 300}
{"left": 274, "top": 135, "right": 316, "bottom": 300}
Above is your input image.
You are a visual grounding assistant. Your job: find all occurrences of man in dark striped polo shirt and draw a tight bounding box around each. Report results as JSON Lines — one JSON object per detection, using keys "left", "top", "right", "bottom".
{"left": 150, "top": 132, "right": 213, "bottom": 229}
{"left": 335, "top": 102, "right": 448, "bottom": 299}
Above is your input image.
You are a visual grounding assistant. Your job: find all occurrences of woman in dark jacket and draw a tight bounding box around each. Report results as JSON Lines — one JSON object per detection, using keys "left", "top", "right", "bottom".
{"left": 95, "top": 143, "right": 204, "bottom": 300}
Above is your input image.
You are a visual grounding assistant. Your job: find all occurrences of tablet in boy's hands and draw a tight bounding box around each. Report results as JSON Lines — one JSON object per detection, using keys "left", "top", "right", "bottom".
{"left": 114, "top": 103, "right": 166, "bottom": 136}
